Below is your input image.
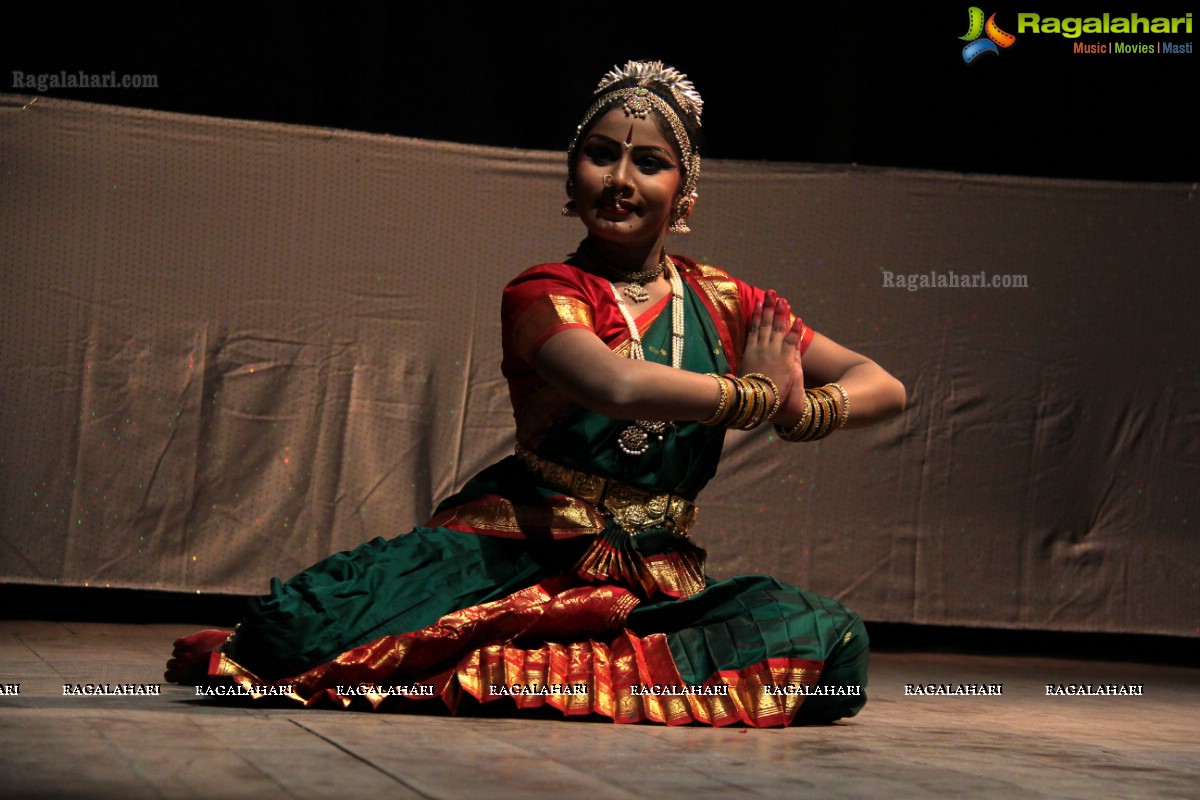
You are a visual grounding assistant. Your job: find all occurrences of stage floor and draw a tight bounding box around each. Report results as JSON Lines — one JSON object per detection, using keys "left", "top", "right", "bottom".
{"left": 0, "top": 620, "right": 1196, "bottom": 799}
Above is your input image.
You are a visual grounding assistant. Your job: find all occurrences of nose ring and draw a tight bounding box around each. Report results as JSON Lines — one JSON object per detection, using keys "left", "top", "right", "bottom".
{"left": 603, "top": 174, "right": 615, "bottom": 188}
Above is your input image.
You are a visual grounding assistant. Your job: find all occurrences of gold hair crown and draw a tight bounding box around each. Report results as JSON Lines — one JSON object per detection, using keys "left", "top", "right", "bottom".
{"left": 594, "top": 60, "right": 704, "bottom": 122}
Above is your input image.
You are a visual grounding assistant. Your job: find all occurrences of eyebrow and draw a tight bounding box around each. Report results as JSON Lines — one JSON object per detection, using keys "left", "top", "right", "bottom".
{"left": 584, "top": 133, "right": 675, "bottom": 159}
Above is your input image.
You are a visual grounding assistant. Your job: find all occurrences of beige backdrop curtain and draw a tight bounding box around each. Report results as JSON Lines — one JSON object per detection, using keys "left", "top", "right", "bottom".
{"left": 1, "top": 94, "right": 1196, "bottom": 636}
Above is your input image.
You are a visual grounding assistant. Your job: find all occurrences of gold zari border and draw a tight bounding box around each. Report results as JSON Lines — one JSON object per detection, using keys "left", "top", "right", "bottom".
{"left": 511, "top": 294, "right": 594, "bottom": 364}
{"left": 203, "top": 585, "right": 828, "bottom": 727}
{"left": 426, "top": 494, "right": 605, "bottom": 538}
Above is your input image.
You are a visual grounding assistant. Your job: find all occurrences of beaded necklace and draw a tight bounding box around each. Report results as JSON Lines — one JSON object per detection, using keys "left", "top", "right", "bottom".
{"left": 575, "top": 239, "right": 666, "bottom": 303}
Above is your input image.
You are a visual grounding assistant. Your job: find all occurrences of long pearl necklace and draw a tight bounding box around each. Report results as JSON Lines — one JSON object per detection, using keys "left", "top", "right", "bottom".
{"left": 611, "top": 256, "right": 685, "bottom": 456}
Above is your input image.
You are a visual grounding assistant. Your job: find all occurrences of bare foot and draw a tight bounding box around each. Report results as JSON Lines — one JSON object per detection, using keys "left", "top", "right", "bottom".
{"left": 165, "top": 629, "right": 231, "bottom": 683}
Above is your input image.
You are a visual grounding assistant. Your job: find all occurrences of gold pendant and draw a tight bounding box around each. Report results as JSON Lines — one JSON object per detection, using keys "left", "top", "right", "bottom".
{"left": 622, "top": 283, "right": 650, "bottom": 303}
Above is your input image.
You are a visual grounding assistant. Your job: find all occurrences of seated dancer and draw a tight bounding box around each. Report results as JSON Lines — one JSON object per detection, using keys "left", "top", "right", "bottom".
{"left": 168, "top": 60, "right": 906, "bottom": 726}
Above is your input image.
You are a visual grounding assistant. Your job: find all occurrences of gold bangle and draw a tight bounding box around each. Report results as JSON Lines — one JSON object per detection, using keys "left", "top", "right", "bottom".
{"left": 732, "top": 378, "right": 757, "bottom": 430}
{"left": 782, "top": 392, "right": 815, "bottom": 440}
{"left": 775, "top": 397, "right": 809, "bottom": 441}
{"left": 700, "top": 373, "right": 730, "bottom": 426}
{"left": 796, "top": 391, "right": 813, "bottom": 432}
{"left": 809, "top": 387, "right": 838, "bottom": 440}
{"left": 809, "top": 388, "right": 831, "bottom": 440}
{"left": 718, "top": 376, "right": 740, "bottom": 426}
{"left": 807, "top": 391, "right": 825, "bottom": 439}
{"left": 747, "top": 377, "right": 768, "bottom": 429}
{"left": 724, "top": 377, "right": 744, "bottom": 428}
{"left": 724, "top": 376, "right": 744, "bottom": 429}
{"left": 826, "top": 382, "right": 850, "bottom": 429}
{"left": 744, "top": 378, "right": 764, "bottom": 429}
{"left": 729, "top": 376, "right": 756, "bottom": 430}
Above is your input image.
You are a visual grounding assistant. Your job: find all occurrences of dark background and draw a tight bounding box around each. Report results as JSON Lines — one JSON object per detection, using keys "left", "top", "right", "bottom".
{"left": 3, "top": 1, "right": 1196, "bottom": 181}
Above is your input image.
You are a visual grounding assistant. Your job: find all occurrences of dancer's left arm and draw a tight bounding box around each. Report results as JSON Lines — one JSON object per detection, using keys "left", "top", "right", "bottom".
{"left": 773, "top": 331, "right": 906, "bottom": 429}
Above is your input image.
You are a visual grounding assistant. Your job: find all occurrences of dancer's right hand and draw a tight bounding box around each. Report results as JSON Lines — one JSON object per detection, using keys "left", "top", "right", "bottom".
{"left": 738, "top": 290, "right": 805, "bottom": 407}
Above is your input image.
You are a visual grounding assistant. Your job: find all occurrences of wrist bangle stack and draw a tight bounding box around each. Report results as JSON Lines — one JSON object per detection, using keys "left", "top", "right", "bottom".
{"left": 701, "top": 373, "right": 781, "bottom": 430}
{"left": 775, "top": 383, "right": 850, "bottom": 442}
{"left": 743, "top": 373, "right": 783, "bottom": 422}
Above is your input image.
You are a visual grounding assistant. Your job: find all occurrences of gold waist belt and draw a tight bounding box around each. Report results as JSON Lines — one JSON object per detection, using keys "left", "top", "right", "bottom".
{"left": 516, "top": 445, "right": 698, "bottom": 535}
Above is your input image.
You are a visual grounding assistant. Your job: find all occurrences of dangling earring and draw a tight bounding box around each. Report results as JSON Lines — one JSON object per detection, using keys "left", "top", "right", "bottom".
{"left": 669, "top": 193, "right": 697, "bottom": 234}
{"left": 562, "top": 177, "right": 579, "bottom": 217}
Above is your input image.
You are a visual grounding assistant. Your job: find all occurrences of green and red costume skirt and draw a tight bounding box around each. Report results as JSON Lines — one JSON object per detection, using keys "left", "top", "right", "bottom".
{"left": 205, "top": 458, "right": 868, "bottom": 727}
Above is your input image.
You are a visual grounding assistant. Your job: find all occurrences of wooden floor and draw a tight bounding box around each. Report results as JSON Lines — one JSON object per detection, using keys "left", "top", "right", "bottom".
{"left": 0, "top": 621, "right": 1196, "bottom": 799}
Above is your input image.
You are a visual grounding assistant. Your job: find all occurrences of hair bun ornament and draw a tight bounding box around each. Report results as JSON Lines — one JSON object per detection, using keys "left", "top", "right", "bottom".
{"left": 594, "top": 60, "right": 704, "bottom": 123}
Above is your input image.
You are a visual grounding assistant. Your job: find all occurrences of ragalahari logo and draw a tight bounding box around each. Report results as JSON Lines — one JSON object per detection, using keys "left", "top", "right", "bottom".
{"left": 960, "top": 7, "right": 1017, "bottom": 62}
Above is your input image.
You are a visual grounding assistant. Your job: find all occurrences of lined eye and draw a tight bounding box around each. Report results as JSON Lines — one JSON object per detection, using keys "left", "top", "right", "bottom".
{"left": 583, "top": 145, "right": 616, "bottom": 166}
{"left": 637, "top": 156, "right": 668, "bottom": 174}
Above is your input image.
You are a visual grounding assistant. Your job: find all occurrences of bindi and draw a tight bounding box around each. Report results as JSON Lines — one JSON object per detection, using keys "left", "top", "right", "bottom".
{"left": 624, "top": 125, "right": 634, "bottom": 151}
